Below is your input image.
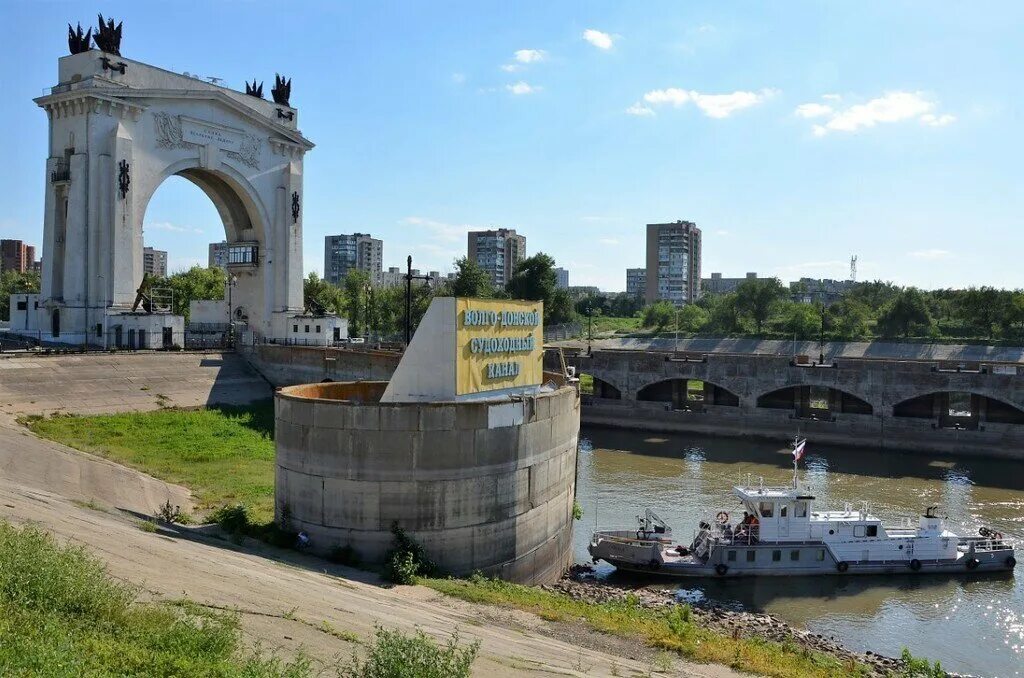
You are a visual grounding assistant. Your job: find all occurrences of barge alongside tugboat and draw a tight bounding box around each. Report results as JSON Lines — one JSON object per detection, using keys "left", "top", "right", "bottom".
{"left": 589, "top": 439, "right": 1017, "bottom": 578}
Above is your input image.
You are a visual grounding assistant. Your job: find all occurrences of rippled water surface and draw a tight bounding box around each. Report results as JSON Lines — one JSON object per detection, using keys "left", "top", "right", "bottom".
{"left": 573, "top": 427, "right": 1024, "bottom": 677}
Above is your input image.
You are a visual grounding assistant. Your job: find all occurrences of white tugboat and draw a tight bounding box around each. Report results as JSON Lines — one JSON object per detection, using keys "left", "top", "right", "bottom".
{"left": 589, "top": 439, "right": 1017, "bottom": 578}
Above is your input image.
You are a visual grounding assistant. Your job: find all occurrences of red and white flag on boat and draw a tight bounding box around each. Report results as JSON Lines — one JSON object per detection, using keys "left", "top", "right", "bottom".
{"left": 793, "top": 439, "right": 806, "bottom": 462}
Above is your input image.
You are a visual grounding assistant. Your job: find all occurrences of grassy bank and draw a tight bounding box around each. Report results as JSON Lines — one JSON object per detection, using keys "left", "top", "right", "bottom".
{"left": 422, "top": 576, "right": 870, "bottom": 678}
{"left": 23, "top": 402, "right": 276, "bottom": 522}
{"left": 0, "top": 519, "right": 307, "bottom": 676}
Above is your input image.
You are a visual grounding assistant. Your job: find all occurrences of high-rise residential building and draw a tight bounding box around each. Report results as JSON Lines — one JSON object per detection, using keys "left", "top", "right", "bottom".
{"left": 209, "top": 241, "right": 229, "bottom": 269}
{"left": 467, "top": 228, "right": 526, "bottom": 289}
{"left": 553, "top": 267, "right": 569, "bottom": 289}
{"left": 702, "top": 272, "right": 760, "bottom": 295}
{"left": 1, "top": 240, "right": 34, "bottom": 273}
{"left": 644, "top": 220, "right": 702, "bottom": 306}
{"left": 626, "top": 268, "right": 647, "bottom": 299}
{"left": 143, "top": 247, "right": 168, "bottom": 278}
{"left": 324, "top": 233, "right": 383, "bottom": 285}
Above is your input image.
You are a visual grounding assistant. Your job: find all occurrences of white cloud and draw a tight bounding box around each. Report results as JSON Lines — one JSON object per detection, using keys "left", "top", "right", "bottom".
{"left": 583, "top": 29, "right": 614, "bottom": 50}
{"left": 514, "top": 49, "right": 546, "bottom": 63}
{"left": 451, "top": 72, "right": 466, "bottom": 84}
{"left": 920, "top": 113, "right": 956, "bottom": 127}
{"left": 626, "top": 102, "right": 655, "bottom": 116}
{"left": 639, "top": 87, "right": 775, "bottom": 118}
{"left": 713, "top": 229, "right": 731, "bottom": 237}
{"left": 795, "top": 103, "right": 833, "bottom": 119}
{"left": 146, "top": 221, "right": 203, "bottom": 235}
{"left": 773, "top": 260, "right": 849, "bottom": 279}
{"left": 822, "top": 93, "right": 842, "bottom": 101}
{"left": 909, "top": 248, "right": 952, "bottom": 260}
{"left": 506, "top": 81, "right": 538, "bottom": 95}
{"left": 402, "top": 216, "right": 479, "bottom": 242}
{"left": 500, "top": 63, "right": 521, "bottom": 73}
{"left": 799, "top": 91, "right": 954, "bottom": 136}
{"left": 598, "top": 238, "right": 620, "bottom": 246}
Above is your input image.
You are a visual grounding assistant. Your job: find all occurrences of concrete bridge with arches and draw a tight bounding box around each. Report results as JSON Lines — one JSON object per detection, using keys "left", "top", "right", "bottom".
{"left": 548, "top": 339, "right": 1024, "bottom": 458}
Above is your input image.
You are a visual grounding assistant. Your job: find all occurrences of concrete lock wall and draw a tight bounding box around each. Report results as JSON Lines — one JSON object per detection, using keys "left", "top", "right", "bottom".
{"left": 274, "top": 379, "right": 580, "bottom": 585}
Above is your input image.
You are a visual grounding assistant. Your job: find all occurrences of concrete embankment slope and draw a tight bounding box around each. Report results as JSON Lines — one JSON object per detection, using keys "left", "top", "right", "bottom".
{"left": 0, "top": 351, "right": 271, "bottom": 417}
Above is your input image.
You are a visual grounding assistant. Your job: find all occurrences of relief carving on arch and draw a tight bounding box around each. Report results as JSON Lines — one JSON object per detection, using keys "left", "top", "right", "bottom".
{"left": 153, "top": 111, "right": 263, "bottom": 169}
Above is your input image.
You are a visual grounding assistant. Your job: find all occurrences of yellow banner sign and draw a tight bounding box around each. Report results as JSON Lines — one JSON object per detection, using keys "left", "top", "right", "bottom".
{"left": 455, "top": 298, "right": 544, "bottom": 396}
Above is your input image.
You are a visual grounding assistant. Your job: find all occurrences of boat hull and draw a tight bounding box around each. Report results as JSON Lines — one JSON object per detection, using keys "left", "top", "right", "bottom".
{"left": 590, "top": 538, "right": 1016, "bottom": 578}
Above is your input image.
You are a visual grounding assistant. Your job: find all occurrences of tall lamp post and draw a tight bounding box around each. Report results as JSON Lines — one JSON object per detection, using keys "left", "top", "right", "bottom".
{"left": 364, "top": 282, "right": 376, "bottom": 343}
{"left": 226, "top": 273, "right": 237, "bottom": 349}
{"left": 404, "top": 255, "right": 430, "bottom": 345}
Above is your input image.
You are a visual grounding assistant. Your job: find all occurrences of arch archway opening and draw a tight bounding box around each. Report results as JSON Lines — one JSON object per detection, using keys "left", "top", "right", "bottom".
{"left": 637, "top": 378, "right": 739, "bottom": 410}
{"left": 757, "top": 386, "right": 873, "bottom": 419}
{"left": 893, "top": 391, "right": 1024, "bottom": 429}
{"left": 579, "top": 374, "right": 621, "bottom": 400}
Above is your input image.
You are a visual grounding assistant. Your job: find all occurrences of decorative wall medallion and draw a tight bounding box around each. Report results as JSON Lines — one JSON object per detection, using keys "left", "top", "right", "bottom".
{"left": 291, "top": 191, "right": 300, "bottom": 224}
{"left": 117, "top": 159, "right": 130, "bottom": 199}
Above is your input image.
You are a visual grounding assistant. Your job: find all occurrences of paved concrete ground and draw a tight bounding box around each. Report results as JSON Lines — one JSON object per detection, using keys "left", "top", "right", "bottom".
{"left": 0, "top": 350, "right": 738, "bottom": 676}
{"left": 0, "top": 351, "right": 271, "bottom": 417}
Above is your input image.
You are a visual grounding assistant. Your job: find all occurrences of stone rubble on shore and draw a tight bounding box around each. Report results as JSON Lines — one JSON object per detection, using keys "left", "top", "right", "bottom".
{"left": 542, "top": 566, "right": 961, "bottom": 677}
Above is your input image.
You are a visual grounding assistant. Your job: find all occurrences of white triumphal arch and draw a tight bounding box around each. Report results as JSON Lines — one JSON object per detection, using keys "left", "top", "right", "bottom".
{"left": 34, "top": 39, "right": 312, "bottom": 345}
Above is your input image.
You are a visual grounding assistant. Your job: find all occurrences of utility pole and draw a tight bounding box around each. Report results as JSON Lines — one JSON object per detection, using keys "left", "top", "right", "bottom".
{"left": 404, "top": 255, "right": 430, "bottom": 345}
{"left": 586, "top": 303, "right": 593, "bottom": 355}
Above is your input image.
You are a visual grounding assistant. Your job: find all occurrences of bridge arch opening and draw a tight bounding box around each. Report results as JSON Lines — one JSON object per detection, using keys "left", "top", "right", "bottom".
{"left": 893, "top": 391, "right": 1024, "bottom": 430}
{"left": 757, "top": 385, "right": 873, "bottom": 419}
{"left": 579, "top": 374, "right": 621, "bottom": 399}
{"left": 637, "top": 378, "right": 739, "bottom": 410}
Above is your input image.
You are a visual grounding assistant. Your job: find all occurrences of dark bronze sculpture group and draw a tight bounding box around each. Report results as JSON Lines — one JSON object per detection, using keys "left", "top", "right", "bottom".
{"left": 65, "top": 15, "right": 294, "bottom": 108}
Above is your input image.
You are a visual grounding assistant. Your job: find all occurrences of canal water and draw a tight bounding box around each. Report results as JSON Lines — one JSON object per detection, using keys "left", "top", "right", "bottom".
{"left": 574, "top": 427, "right": 1023, "bottom": 678}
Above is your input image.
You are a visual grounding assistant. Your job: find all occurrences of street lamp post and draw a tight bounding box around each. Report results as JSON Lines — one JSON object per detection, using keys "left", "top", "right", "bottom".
{"left": 226, "top": 274, "right": 237, "bottom": 349}
{"left": 404, "top": 255, "right": 430, "bottom": 345}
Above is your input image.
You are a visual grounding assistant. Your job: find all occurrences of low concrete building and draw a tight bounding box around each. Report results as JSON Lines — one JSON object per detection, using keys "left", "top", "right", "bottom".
{"left": 702, "top": 272, "right": 760, "bottom": 295}
{"left": 287, "top": 315, "right": 348, "bottom": 345}
{"left": 8, "top": 294, "right": 41, "bottom": 334}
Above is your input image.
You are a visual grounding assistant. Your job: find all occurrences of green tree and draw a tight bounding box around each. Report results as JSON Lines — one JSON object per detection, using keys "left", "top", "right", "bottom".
{"left": 876, "top": 288, "right": 933, "bottom": 338}
{"left": 151, "top": 266, "right": 226, "bottom": 322}
{"left": 827, "top": 297, "right": 872, "bottom": 340}
{"left": 342, "top": 269, "right": 371, "bottom": 336}
{"left": 0, "top": 270, "right": 40, "bottom": 322}
{"left": 444, "top": 257, "right": 493, "bottom": 298}
{"left": 303, "top": 271, "right": 342, "bottom": 315}
{"left": 957, "top": 286, "right": 1009, "bottom": 340}
{"left": 735, "top": 278, "right": 786, "bottom": 334}
{"left": 847, "top": 280, "right": 900, "bottom": 313}
{"left": 641, "top": 301, "right": 675, "bottom": 331}
{"left": 703, "top": 293, "right": 741, "bottom": 335}
{"left": 505, "top": 253, "right": 574, "bottom": 324}
{"left": 675, "top": 304, "right": 709, "bottom": 333}
{"left": 780, "top": 302, "right": 820, "bottom": 340}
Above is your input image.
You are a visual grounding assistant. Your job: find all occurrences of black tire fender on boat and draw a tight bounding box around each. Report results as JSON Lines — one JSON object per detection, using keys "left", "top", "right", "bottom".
{"left": 836, "top": 561, "right": 849, "bottom": 573}
{"left": 715, "top": 563, "right": 728, "bottom": 576}
{"left": 649, "top": 559, "right": 661, "bottom": 571}
{"left": 909, "top": 559, "right": 922, "bottom": 572}
{"left": 1006, "top": 556, "right": 1016, "bottom": 569}
{"left": 966, "top": 558, "right": 979, "bottom": 570}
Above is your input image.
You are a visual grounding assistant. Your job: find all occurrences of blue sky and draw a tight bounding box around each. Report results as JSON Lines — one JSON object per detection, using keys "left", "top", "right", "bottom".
{"left": 2, "top": 1, "right": 1022, "bottom": 291}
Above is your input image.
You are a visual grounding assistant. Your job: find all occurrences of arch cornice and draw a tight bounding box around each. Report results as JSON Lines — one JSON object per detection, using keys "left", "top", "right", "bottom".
{"left": 891, "top": 388, "right": 1024, "bottom": 414}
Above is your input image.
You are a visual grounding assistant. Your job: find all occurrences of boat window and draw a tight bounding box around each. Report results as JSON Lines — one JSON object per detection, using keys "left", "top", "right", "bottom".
{"left": 727, "top": 551, "right": 736, "bottom": 562}
{"left": 759, "top": 502, "right": 774, "bottom": 518}
{"left": 816, "top": 549, "right": 825, "bottom": 561}
{"left": 866, "top": 525, "right": 878, "bottom": 537}
{"left": 795, "top": 502, "right": 808, "bottom": 518}
{"left": 746, "top": 550, "right": 755, "bottom": 562}
{"left": 790, "top": 550, "right": 800, "bottom": 561}
{"left": 854, "top": 525, "right": 866, "bottom": 537}
{"left": 772, "top": 550, "right": 781, "bottom": 562}
{"left": 780, "top": 505, "right": 788, "bottom": 518}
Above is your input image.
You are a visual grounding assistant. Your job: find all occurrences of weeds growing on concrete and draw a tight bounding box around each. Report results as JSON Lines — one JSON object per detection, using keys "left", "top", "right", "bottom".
{"left": 340, "top": 624, "right": 479, "bottom": 678}
{"left": 422, "top": 575, "right": 872, "bottom": 678}
{"left": 383, "top": 522, "right": 437, "bottom": 584}
{"left": 0, "top": 520, "right": 310, "bottom": 676}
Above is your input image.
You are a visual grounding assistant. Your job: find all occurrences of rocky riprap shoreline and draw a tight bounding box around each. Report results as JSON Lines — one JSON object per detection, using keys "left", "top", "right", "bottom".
{"left": 542, "top": 566, "right": 958, "bottom": 677}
